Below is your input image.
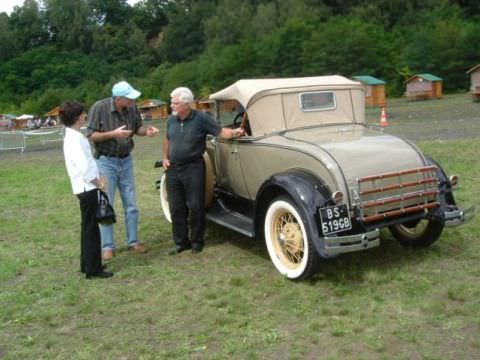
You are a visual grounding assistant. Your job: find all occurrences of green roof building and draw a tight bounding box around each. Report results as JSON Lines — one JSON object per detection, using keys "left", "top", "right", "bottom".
{"left": 353, "top": 75, "right": 386, "bottom": 107}
{"left": 405, "top": 73, "right": 443, "bottom": 101}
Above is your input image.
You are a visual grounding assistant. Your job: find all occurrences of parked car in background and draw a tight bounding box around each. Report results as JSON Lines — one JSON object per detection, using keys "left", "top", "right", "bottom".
{"left": 156, "top": 75, "right": 464, "bottom": 280}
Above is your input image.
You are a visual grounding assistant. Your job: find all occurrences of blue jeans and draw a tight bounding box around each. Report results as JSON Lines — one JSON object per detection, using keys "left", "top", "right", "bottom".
{"left": 97, "top": 155, "right": 139, "bottom": 251}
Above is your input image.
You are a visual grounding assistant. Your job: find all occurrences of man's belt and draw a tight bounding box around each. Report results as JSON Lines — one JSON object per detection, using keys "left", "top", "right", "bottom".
{"left": 98, "top": 152, "right": 130, "bottom": 159}
{"left": 171, "top": 157, "right": 203, "bottom": 166}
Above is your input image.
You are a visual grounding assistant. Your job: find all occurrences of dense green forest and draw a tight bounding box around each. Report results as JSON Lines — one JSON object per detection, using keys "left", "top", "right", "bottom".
{"left": 1, "top": 0, "right": 479, "bottom": 115}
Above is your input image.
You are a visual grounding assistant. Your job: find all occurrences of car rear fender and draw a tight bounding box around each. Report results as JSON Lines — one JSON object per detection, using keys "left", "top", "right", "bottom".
{"left": 424, "top": 156, "right": 463, "bottom": 224}
{"left": 254, "top": 170, "right": 331, "bottom": 239}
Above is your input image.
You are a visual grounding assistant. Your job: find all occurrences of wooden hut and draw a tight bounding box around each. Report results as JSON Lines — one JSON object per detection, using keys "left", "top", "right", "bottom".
{"left": 192, "top": 98, "right": 217, "bottom": 116}
{"left": 138, "top": 99, "right": 168, "bottom": 120}
{"left": 466, "top": 64, "right": 480, "bottom": 101}
{"left": 405, "top": 73, "right": 443, "bottom": 101}
{"left": 45, "top": 106, "right": 60, "bottom": 124}
{"left": 0, "top": 114, "right": 16, "bottom": 131}
{"left": 353, "top": 75, "right": 386, "bottom": 107}
{"left": 14, "top": 114, "right": 34, "bottom": 129}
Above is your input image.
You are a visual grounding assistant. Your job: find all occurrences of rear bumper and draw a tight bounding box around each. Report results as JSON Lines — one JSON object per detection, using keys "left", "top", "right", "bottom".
{"left": 443, "top": 208, "right": 464, "bottom": 227}
{"left": 315, "top": 228, "right": 380, "bottom": 257}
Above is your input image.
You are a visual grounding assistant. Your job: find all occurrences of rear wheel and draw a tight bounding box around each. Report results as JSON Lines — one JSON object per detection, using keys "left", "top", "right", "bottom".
{"left": 264, "top": 196, "right": 318, "bottom": 280}
{"left": 389, "top": 219, "right": 444, "bottom": 248}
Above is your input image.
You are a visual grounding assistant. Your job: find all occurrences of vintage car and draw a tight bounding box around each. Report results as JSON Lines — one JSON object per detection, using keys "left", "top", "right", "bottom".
{"left": 156, "top": 75, "right": 464, "bottom": 280}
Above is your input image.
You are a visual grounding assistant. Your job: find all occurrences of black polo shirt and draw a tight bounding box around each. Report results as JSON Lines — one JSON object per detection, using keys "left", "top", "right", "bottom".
{"left": 166, "top": 109, "right": 221, "bottom": 164}
{"left": 86, "top": 97, "right": 143, "bottom": 158}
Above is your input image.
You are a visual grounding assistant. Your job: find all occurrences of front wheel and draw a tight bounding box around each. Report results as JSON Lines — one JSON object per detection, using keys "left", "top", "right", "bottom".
{"left": 389, "top": 219, "right": 444, "bottom": 248}
{"left": 264, "top": 196, "right": 318, "bottom": 280}
{"left": 159, "top": 173, "right": 172, "bottom": 223}
{"left": 158, "top": 152, "right": 215, "bottom": 223}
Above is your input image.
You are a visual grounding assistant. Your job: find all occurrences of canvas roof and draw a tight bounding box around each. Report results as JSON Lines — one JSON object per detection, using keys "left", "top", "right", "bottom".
{"left": 353, "top": 75, "right": 386, "bottom": 85}
{"left": 16, "top": 114, "right": 34, "bottom": 120}
{"left": 210, "top": 75, "right": 362, "bottom": 108}
{"left": 405, "top": 73, "right": 443, "bottom": 83}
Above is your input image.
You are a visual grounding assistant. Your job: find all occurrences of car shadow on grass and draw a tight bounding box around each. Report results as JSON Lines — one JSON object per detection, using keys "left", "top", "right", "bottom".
{"left": 206, "top": 223, "right": 468, "bottom": 284}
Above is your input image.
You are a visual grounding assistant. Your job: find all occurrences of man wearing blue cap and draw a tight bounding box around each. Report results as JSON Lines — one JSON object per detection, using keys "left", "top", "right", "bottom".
{"left": 87, "top": 81, "right": 159, "bottom": 260}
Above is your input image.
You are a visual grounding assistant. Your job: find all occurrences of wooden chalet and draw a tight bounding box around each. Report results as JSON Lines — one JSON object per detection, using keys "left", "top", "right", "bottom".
{"left": 466, "top": 64, "right": 480, "bottom": 101}
{"left": 405, "top": 73, "right": 443, "bottom": 101}
{"left": 192, "top": 98, "right": 216, "bottom": 116}
{"left": 14, "top": 114, "right": 34, "bottom": 129}
{"left": 0, "top": 114, "right": 16, "bottom": 131}
{"left": 138, "top": 99, "right": 168, "bottom": 120}
{"left": 45, "top": 106, "right": 60, "bottom": 123}
{"left": 353, "top": 75, "right": 386, "bottom": 107}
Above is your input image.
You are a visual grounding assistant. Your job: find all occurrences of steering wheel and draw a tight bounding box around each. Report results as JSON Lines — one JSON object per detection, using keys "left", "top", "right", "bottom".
{"left": 233, "top": 111, "right": 244, "bottom": 128}
{"left": 233, "top": 111, "right": 252, "bottom": 136}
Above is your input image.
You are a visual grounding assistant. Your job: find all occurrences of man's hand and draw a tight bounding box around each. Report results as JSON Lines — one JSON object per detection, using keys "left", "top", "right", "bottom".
{"left": 162, "top": 158, "right": 171, "bottom": 170}
{"left": 233, "top": 127, "right": 245, "bottom": 138}
{"left": 112, "top": 125, "right": 133, "bottom": 138}
{"left": 145, "top": 125, "right": 159, "bottom": 137}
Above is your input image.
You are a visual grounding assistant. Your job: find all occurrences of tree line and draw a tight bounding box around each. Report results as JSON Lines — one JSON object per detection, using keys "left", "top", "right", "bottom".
{"left": 0, "top": 0, "right": 479, "bottom": 115}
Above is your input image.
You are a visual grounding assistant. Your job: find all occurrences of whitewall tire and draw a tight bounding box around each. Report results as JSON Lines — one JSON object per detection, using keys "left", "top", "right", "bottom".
{"left": 264, "top": 196, "right": 317, "bottom": 280}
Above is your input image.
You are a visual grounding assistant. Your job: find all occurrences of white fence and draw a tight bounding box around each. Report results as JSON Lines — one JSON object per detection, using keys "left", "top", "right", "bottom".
{"left": 0, "top": 127, "right": 65, "bottom": 153}
{"left": 0, "top": 131, "right": 26, "bottom": 152}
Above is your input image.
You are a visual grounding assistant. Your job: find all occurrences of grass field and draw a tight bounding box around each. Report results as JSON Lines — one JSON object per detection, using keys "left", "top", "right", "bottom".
{"left": 0, "top": 94, "right": 479, "bottom": 359}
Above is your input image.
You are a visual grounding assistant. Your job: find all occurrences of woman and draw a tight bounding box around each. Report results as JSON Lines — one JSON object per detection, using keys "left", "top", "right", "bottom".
{"left": 60, "top": 101, "right": 113, "bottom": 279}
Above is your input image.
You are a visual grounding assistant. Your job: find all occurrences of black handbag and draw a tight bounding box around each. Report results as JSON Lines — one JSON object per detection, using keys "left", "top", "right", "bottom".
{"left": 96, "top": 190, "right": 116, "bottom": 225}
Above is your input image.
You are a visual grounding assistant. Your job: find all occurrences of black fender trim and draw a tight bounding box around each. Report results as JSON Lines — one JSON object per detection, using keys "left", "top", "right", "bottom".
{"left": 255, "top": 170, "right": 333, "bottom": 254}
{"left": 424, "top": 156, "right": 459, "bottom": 221}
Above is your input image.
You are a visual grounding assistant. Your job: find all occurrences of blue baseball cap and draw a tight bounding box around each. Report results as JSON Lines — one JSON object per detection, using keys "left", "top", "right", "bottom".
{"left": 112, "top": 81, "right": 141, "bottom": 99}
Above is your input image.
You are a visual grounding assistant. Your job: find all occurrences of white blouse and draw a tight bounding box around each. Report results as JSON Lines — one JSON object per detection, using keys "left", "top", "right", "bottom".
{"left": 63, "top": 127, "right": 99, "bottom": 194}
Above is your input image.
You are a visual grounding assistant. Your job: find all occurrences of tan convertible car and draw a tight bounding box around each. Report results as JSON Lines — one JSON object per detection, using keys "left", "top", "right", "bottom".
{"left": 157, "top": 75, "right": 464, "bottom": 280}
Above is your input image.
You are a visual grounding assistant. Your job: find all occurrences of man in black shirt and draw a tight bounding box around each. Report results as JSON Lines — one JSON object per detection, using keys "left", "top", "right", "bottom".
{"left": 162, "top": 87, "right": 244, "bottom": 254}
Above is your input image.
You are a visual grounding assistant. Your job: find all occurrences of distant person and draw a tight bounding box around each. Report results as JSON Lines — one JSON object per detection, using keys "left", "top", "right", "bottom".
{"left": 162, "top": 87, "right": 244, "bottom": 255}
{"left": 87, "top": 81, "right": 159, "bottom": 260}
{"left": 60, "top": 101, "right": 113, "bottom": 279}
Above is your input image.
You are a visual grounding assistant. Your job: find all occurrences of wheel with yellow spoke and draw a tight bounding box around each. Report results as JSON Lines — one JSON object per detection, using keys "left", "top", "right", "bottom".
{"left": 264, "top": 196, "right": 318, "bottom": 280}
{"left": 389, "top": 219, "right": 444, "bottom": 248}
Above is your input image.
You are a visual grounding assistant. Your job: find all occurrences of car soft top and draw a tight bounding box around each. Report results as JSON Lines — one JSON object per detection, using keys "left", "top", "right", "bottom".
{"left": 209, "top": 75, "right": 362, "bottom": 108}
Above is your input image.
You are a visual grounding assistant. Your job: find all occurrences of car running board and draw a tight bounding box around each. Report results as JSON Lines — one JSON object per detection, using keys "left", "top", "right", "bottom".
{"left": 206, "top": 199, "right": 254, "bottom": 238}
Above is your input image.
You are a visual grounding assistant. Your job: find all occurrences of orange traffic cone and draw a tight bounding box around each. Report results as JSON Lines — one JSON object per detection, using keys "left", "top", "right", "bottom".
{"left": 380, "top": 107, "right": 389, "bottom": 127}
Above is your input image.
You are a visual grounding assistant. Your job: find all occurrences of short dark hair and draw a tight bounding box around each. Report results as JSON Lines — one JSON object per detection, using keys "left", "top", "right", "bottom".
{"left": 59, "top": 101, "right": 85, "bottom": 127}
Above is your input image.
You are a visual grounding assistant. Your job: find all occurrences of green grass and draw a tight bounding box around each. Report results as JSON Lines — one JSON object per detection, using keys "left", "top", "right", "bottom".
{"left": 0, "top": 97, "right": 479, "bottom": 359}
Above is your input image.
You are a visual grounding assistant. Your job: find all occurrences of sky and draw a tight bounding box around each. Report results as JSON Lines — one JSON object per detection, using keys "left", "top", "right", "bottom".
{"left": 0, "top": 0, "right": 141, "bottom": 15}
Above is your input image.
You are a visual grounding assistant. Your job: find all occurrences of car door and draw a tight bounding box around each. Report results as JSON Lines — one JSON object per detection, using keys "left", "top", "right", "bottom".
{"left": 211, "top": 99, "right": 250, "bottom": 198}
{"left": 214, "top": 138, "right": 250, "bottom": 198}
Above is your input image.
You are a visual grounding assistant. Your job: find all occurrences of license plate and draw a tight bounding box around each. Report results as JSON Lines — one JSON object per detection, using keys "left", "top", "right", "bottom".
{"left": 319, "top": 204, "right": 352, "bottom": 235}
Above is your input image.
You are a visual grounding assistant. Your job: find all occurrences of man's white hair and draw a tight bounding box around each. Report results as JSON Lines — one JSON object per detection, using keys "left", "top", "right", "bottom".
{"left": 170, "top": 87, "right": 194, "bottom": 104}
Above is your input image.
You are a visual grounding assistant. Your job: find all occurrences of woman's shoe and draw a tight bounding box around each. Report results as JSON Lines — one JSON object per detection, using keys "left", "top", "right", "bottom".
{"left": 86, "top": 271, "right": 114, "bottom": 279}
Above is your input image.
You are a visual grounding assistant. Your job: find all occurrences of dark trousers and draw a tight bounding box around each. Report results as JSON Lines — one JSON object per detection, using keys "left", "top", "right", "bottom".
{"left": 166, "top": 160, "right": 206, "bottom": 248}
{"left": 77, "top": 189, "right": 102, "bottom": 275}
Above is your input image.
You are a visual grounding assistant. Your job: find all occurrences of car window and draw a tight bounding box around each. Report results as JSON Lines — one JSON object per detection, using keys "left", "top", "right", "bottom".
{"left": 217, "top": 100, "right": 243, "bottom": 127}
{"left": 300, "top": 91, "right": 336, "bottom": 112}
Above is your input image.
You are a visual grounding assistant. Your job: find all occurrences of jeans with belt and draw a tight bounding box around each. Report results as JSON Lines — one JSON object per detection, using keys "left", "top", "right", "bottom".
{"left": 166, "top": 159, "right": 206, "bottom": 248}
{"left": 96, "top": 155, "right": 139, "bottom": 250}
